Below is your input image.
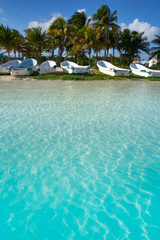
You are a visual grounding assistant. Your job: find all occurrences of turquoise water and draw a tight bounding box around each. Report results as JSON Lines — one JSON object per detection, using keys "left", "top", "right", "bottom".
{"left": 0, "top": 80, "right": 160, "bottom": 240}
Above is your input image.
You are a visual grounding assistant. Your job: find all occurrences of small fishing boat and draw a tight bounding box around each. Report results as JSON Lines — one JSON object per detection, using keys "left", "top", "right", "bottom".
{"left": 0, "top": 60, "right": 21, "bottom": 74}
{"left": 38, "top": 60, "right": 56, "bottom": 75}
{"left": 130, "top": 63, "right": 160, "bottom": 77}
{"left": 149, "top": 56, "right": 157, "bottom": 68}
{"left": 10, "top": 58, "right": 37, "bottom": 76}
{"left": 97, "top": 61, "right": 130, "bottom": 76}
{"left": 60, "top": 61, "right": 90, "bottom": 74}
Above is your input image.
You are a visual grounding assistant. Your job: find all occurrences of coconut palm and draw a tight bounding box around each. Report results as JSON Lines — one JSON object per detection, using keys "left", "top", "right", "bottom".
{"left": 83, "top": 25, "right": 101, "bottom": 65}
{"left": 48, "top": 17, "right": 67, "bottom": 65}
{"left": 66, "top": 11, "right": 91, "bottom": 58}
{"left": 66, "top": 27, "right": 86, "bottom": 64}
{"left": 67, "top": 24, "right": 102, "bottom": 65}
{"left": 129, "top": 31, "right": 149, "bottom": 62}
{"left": 0, "top": 24, "right": 14, "bottom": 59}
{"left": 21, "top": 41, "right": 35, "bottom": 59}
{"left": 67, "top": 11, "right": 90, "bottom": 30}
{"left": 92, "top": 25, "right": 105, "bottom": 62}
{"left": 150, "top": 35, "right": 160, "bottom": 58}
{"left": 109, "top": 29, "right": 121, "bottom": 63}
{"left": 118, "top": 29, "right": 131, "bottom": 66}
{"left": 24, "top": 27, "right": 47, "bottom": 63}
{"left": 119, "top": 29, "right": 149, "bottom": 66}
{"left": 46, "top": 35, "right": 57, "bottom": 59}
{"left": 92, "top": 5, "right": 119, "bottom": 59}
{"left": 12, "top": 29, "right": 24, "bottom": 59}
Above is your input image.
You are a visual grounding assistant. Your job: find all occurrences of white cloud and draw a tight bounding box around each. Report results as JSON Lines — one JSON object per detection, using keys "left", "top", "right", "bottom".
{"left": 0, "top": 8, "right": 4, "bottom": 14}
{"left": 28, "top": 13, "right": 62, "bottom": 32}
{"left": 77, "top": 8, "right": 86, "bottom": 13}
{"left": 2, "top": 18, "right": 7, "bottom": 21}
{"left": 120, "top": 18, "right": 160, "bottom": 41}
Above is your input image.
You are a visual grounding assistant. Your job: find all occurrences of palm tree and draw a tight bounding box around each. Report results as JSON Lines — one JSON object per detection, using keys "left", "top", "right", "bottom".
{"left": 66, "top": 27, "right": 86, "bottom": 64}
{"left": 92, "top": 25, "right": 105, "bottom": 62}
{"left": 46, "top": 34, "right": 57, "bottom": 59}
{"left": 67, "top": 24, "right": 102, "bottom": 65}
{"left": 21, "top": 40, "right": 36, "bottom": 59}
{"left": 119, "top": 29, "right": 149, "bottom": 66}
{"left": 118, "top": 29, "right": 131, "bottom": 67}
{"left": 48, "top": 17, "right": 67, "bottom": 65}
{"left": 150, "top": 35, "right": 160, "bottom": 58}
{"left": 0, "top": 24, "right": 14, "bottom": 59}
{"left": 24, "top": 27, "right": 47, "bottom": 63}
{"left": 67, "top": 11, "right": 90, "bottom": 30}
{"left": 83, "top": 25, "right": 101, "bottom": 65}
{"left": 129, "top": 31, "right": 149, "bottom": 63}
{"left": 66, "top": 11, "right": 91, "bottom": 59}
{"left": 12, "top": 29, "right": 24, "bottom": 59}
{"left": 92, "top": 5, "right": 119, "bottom": 60}
{"left": 109, "top": 29, "right": 120, "bottom": 63}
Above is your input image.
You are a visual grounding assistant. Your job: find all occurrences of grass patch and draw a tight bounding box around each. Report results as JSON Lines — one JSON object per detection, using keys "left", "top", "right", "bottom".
{"left": 17, "top": 69, "right": 160, "bottom": 81}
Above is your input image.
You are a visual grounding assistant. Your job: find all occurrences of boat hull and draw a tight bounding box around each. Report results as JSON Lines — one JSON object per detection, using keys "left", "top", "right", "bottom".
{"left": 39, "top": 67, "right": 56, "bottom": 75}
{"left": 0, "top": 68, "right": 10, "bottom": 75}
{"left": 149, "top": 71, "right": 160, "bottom": 78}
{"left": 98, "top": 66, "right": 130, "bottom": 77}
{"left": 97, "top": 61, "right": 130, "bottom": 77}
{"left": 60, "top": 61, "right": 90, "bottom": 75}
{"left": 62, "top": 67, "right": 90, "bottom": 75}
{"left": 130, "top": 68, "right": 150, "bottom": 77}
{"left": 10, "top": 68, "right": 35, "bottom": 76}
{"left": 130, "top": 63, "right": 160, "bottom": 78}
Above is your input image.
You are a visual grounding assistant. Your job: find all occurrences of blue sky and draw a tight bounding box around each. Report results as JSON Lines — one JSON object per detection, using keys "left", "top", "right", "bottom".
{"left": 0, "top": 0, "right": 160, "bottom": 59}
{"left": 0, "top": 0, "right": 160, "bottom": 34}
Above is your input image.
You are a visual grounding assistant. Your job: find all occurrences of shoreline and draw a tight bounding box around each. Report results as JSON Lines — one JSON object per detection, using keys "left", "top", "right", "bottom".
{"left": 0, "top": 75, "right": 160, "bottom": 82}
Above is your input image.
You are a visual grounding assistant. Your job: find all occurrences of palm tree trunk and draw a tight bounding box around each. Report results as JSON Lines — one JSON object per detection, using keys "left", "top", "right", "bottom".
{"left": 95, "top": 52, "right": 98, "bottom": 65}
{"left": 77, "top": 55, "right": 81, "bottom": 65}
{"left": 104, "top": 49, "right": 107, "bottom": 60}
{"left": 89, "top": 51, "right": 91, "bottom": 65}
{"left": 58, "top": 44, "right": 64, "bottom": 65}
{"left": 107, "top": 48, "right": 109, "bottom": 60}
{"left": 7, "top": 50, "right": 10, "bottom": 60}
{"left": 113, "top": 48, "right": 115, "bottom": 64}
{"left": 14, "top": 50, "right": 16, "bottom": 59}
{"left": 58, "top": 48, "right": 63, "bottom": 65}
{"left": 123, "top": 52, "right": 126, "bottom": 68}
{"left": 51, "top": 48, "right": 54, "bottom": 59}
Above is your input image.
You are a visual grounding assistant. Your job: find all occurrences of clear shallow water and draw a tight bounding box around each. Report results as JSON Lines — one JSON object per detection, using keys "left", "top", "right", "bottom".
{"left": 0, "top": 80, "right": 160, "bottom": 240}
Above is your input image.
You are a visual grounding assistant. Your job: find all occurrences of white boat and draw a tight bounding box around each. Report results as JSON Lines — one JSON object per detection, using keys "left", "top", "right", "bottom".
{"left": 38, "top": 60, "right": 56, "bottom": 75}
{"left": 60, "top": 61, "right": 90, "bottom": 74}
{"left": 10, "top": 58, "right": 37, "bottom": 76}
{"left": 97, "top": 61, "right": 130, "bottom": 76}
{"left": 0, "top": 60, "right": 21, "bottom": 74}
{"left": 149, "top": 56, "right": 158, "bottom": 68}
{"left": 130, "top": 63, "right": 160, "bottom": 78}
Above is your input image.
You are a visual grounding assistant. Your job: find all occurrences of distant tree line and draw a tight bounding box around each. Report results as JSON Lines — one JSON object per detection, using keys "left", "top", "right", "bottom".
{"left": 0, "top": 5, "right": 159, "bottom": 66}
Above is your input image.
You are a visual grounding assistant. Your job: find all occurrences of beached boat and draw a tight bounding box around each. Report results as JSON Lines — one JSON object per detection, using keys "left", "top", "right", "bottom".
{"left": 60, "top": 61, "right": 90, "bottom": 74}
{"left": 0, "top": 60, "right": 21, "bottom": 74}
{"left": 148, "top": 56, "right": 158, "bottom": 68}
{"left": 130, "top": 63, "right": 160, "bottom": 78}
{"left": 10, "top": 58, "right": 37, "bottom": 76}
{"left": 97, "top": 61, "right": 130, "bottom": 76}
{"left": 38, "top": 60, "right": 56, "bottom": 75}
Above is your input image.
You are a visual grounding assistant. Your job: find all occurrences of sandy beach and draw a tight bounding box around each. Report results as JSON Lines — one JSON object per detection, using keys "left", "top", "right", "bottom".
{"left": 0, "top": 75, "right": 35, "bottom": 81}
